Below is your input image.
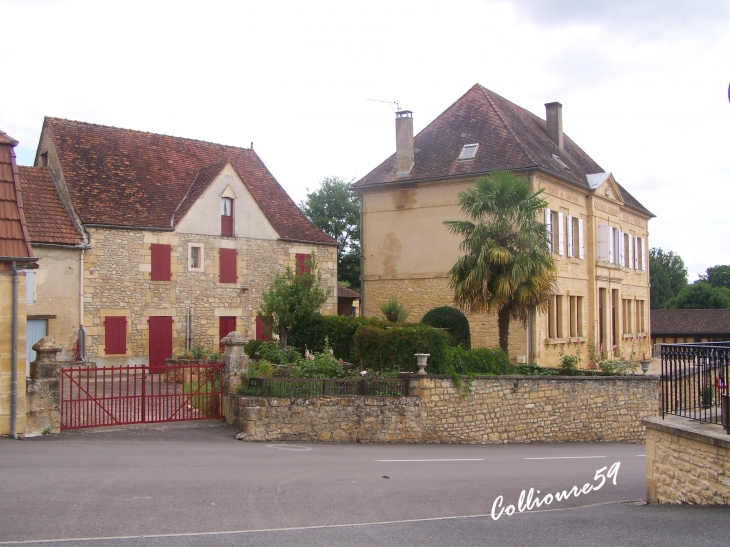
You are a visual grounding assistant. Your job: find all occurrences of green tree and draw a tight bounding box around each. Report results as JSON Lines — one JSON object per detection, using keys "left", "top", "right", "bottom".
{"left": 444, "top": 171, "right": 557, "bottom": 355}
{"left": 649, "top": 248, "right": 688, "bottom": 309}
{"left": 258, "top": 253, "right": 330, "bottom": 349}
{"left": 664, "top": 282, "right": 730, "bottom": 309}
{"left": 300, "top": 176, "right": 361, "bottom": 289}
{"left": 698, "top": 265, "right": 730, "bottom": 290}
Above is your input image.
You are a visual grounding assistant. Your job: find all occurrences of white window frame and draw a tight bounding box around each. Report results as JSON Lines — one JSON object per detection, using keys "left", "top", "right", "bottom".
{"left": 578, "top": 218, "right": 584, "bottom": 259}
{"left": 597, "top": 223, "right": 609, "bottom": 263}
{"left": 458, "top": 143, "right": 479, "bottom": 160}
{"left": 557, "top": 211, "right": 565, "bottom": 256}
{"left": 545, "top": 208, "right": 553, "bottom": 252}
{"left": 567, "top": 215, "right": 574, "bottom": 258}
{"left": 188, "top": 243, "right": 205, "bottom": 272}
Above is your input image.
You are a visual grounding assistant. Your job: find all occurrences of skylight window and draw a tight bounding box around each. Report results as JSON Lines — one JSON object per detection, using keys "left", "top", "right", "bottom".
{"left": 459, "top": 143, "right": 479, "bottom": 160}
{"left": 552, "top": 154, "right": 570, "bottom": 170}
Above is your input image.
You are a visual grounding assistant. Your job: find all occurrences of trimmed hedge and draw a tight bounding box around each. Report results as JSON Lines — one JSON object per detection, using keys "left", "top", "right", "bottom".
{"left": 289, "top": 314, "right": 388, "bottom": 362}
{"left": 353, "top": 324, "right": 450, "bottom": 373}
{"left": 420, "top": 306, "right": 471, "bottom": 349}
{"left": 446, "top": 346, "right": 513, "bottom": 375}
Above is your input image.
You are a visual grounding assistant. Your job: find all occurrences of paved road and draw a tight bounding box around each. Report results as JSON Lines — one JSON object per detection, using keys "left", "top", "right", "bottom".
{"left": 1, "top": 421, "right": 727, "bottom": 546}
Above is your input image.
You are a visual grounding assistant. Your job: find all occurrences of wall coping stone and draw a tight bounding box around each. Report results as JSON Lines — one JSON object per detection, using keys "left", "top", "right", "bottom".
{"left": 644, "top": 416, "right": 730, "bottom": 450}
{"left": 398, "top": 373, "right": 659, "bottom": 382}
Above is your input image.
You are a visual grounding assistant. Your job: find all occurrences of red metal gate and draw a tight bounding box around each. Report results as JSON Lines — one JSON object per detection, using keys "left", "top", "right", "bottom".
{"left": 61, "top": 363, "right": 223, "bottom": 429}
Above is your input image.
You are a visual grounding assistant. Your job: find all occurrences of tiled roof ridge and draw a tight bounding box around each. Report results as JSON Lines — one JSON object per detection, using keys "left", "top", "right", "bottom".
{"left": 0, "top": 129, "right": 19, "bottom": 146}
{"left": 477, "top": 85, "right": 540, "bottom": 168}
{"left": 45, "top": 117, "right": 254, "bottom": 153}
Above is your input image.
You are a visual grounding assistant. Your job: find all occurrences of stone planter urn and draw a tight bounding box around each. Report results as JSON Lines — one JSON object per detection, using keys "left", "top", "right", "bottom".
{"left": 415, "top": 353, "right": 430, "bottom": 375}
{"left": 640, "top": 360, "right": 651, "bottom": 375}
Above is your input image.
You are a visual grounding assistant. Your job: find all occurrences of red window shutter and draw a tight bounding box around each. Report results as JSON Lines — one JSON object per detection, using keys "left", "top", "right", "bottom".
{"left": 219, "top": 248, "right": 237, "bottom": 283}
{"left": 151, "top": 244, "right": 172, "bottom": 281}
{"left": 295, "top": 253, "right": 311, "bottom": 276}
{"left": 221, "top": 215, "right": 234, "bottom": 237}
{"left": 255, "top": 316, "right": 272, "bottom": 341}
{"left": 104, "top": 316, "right": 127, "bottom": 354}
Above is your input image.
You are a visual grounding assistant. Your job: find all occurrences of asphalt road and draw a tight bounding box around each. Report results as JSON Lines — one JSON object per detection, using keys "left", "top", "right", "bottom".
{"left": 1, "top": 421, "right": 727, "bottom": 546}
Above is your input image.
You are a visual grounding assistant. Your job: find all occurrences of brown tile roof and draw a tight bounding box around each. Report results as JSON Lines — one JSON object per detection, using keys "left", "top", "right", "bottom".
{"left": 354, "top": 84, "right": 652, "bottom": 217}
{"left": 337, "top": 284, "right": 361, "bottom": 298}
{"left": 17, "top": 166, "right": 82, "bottom": 246}
{"left": 41, "top": 118, "right": 336, "bottom": 245}
{"left": 0, "top": 130, "right": 33, "bottom": 258}
{"left": 651, "top": 309, "right": 730, "bottom": 336}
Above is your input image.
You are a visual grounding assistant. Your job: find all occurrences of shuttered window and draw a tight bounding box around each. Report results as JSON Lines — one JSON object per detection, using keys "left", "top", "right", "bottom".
{"left": 104, "top": 316, "right": 127, "bottom": 355}
{"left": 219, "top": 248, "right": 237, "bottom": 283}
{"left": 295, "top": 253, "right": 311, "bottom": 276}
{"left": 221, "top": 198, "right": 234, "bottom": 236}
{"left": 151, "top": 244, "right": 172, "bottom": 281}
{"left": 255, "top": 315, "right": 273, "bottom": 341}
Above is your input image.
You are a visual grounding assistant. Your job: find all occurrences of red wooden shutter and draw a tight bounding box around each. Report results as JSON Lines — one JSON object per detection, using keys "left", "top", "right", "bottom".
{"left": 148, "top": 316, "right": 173, "bottom": 372}
{"left": 255, "top": 316, "right": 272, "bottom": 341}
{"left": 221, "top": 198, "right": 234, "bottom": 236}
{"left": 219, "top": 249, "right": 237, "bottom": 283}
{"left": 295, "top": 253, "right": 311, "bottom": 276}
{"left": 151, "top": 244, "right": 172, "bottom": 281}
{"left": 219, "top": 316, "right": 236, "bottom": 352}
{"left": 104, "top": 316, "right": 127, "bottom": 354}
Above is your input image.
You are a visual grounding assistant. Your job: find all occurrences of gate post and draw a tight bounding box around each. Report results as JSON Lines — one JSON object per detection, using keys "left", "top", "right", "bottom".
{"left": 26, "top": 337, "right": 62, "bottom": 436}
{"left": 220, "top": 331, "right": 249, "bottom": 425}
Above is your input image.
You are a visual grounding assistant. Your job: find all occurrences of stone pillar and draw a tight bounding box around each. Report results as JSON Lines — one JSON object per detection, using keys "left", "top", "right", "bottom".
{"left": 25, "top": 337, "right": 62, "bottom": 436}
{"left": 220, "top": 331, "right": 249, "bottom": 425}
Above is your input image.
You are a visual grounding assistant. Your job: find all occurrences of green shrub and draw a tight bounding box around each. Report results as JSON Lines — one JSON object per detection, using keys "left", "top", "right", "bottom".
{"left": 515, "top": 363, "right": 559, "bottom": 376}
{"left": 243, "top": 339, "right": 265, "bottom": 359}
{"left": 353, "top": 324, "right": 449, "bottom": 373}
{"left": 446, "top": 346, "right": 512, "bottom": 375}
{"left": 421, "top": 306, "right": 471, "bottom": 349}
{"left": 558, "top": 348, "right": 582, "bottom": 376}
{"left": 289, "top": 314, "right": 387, "bottom": 361}
{"left": 599, "top": 359, "right": 638, "bottom": 376}
{"left": 296, "top": 344, "right": 346, "bottom": 378}
{"left": 379, "top": 297, "right": 410, "bottom": 323}
{"left": 258, "top": 342, "right": 285, "bottom": 364}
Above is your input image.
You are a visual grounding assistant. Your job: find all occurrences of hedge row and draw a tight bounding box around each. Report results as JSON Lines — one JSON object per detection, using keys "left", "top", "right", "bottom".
{"left": 352, "top": 324, "right": 450, "bottom": 373}
{"left": 289, "top": 315, "right": 388, "bottom": 362}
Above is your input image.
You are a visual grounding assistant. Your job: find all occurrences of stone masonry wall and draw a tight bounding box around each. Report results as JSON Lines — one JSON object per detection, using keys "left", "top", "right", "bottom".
{"left": 230, "top": 375, "right": 659, "bottom": 444}
{"left": 645, "top": 417, "right": 730, "bottom": 504}
{"left": 83, "top": 227, "right": 337, "bottom": 365}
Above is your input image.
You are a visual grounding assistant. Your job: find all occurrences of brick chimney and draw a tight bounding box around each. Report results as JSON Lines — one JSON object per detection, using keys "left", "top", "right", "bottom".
{"left": 545, "top": 102, "right": 563, "bottom": 149}
{"left": 395, "top": 110, "right": 414, "bottom": 177}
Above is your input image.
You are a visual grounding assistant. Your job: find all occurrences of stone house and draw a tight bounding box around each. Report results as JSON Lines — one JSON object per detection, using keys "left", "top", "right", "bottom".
{"left": 19, "top": 118, "right": 338, "bottom": 367}
{"left": 353, "top": 84, "right": 654, "bottom": 367}
{"left": 0, "top": 129, "right": 37, "bottom": 436}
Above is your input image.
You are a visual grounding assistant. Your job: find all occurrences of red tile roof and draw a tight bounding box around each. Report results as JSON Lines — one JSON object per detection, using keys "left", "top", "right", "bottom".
{"left": 41, "top": 118, "right": 336, "bottom": 245}
{"left": 337, "top": 284, "right": 361, "bottom": 298}
{"left": 0, "top": 130, "right": 33, "bottom": 258}
{"left": 17, "top": 166, "right": 82, "bottom": 246}
{"left": 354, "top": 84, "right": 652, "bottom": 216}
{"left": 651, "top": 309, "right": 730, "bottom": 336}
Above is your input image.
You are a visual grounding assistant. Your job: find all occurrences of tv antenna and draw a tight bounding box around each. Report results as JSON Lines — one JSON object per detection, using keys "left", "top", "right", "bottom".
{"left": 366, "top": 98, "right": 401, "bottom": 112}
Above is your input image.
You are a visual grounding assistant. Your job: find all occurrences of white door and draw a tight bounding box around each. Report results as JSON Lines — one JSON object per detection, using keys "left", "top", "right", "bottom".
{"left": 26, "top": 319, "right": 48, "bottom": 376}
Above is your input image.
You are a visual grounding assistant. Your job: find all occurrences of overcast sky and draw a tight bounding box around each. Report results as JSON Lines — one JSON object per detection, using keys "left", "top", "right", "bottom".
{"left": 1, "top": 0, "right": 728, "bottom": 280}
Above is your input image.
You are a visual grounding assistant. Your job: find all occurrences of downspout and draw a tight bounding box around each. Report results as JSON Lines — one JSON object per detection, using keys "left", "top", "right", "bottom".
{"left": 78, "top": 226, "right": 92, "bottom": 362}
{"left": 359, "top": 197, "right": 364, "bottom": 316}
{"left": 11, "top": 260, "right": 19, "bottom": 439}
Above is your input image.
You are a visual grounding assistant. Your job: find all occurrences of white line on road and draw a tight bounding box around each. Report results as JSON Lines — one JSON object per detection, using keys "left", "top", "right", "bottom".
{"left": 524, "top": 456, "right": 607, "bottom": 460}
{"left": 375, "top": 458, "right": 484, "bottom": 462}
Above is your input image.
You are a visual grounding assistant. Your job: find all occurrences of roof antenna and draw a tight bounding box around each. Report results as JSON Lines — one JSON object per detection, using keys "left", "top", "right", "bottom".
{"left": 366, "top": 98, "right": 401, "bottom": 112}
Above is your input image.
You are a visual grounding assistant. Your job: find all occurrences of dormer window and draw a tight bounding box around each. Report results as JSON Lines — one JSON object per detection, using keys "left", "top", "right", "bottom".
{"left": 459, "top": 143, "right": 479, "bottom": 160}
{"left": 552, "top": 154, "right": 570, "bottom": 170}
{"left": 221, "top": 197, "right": 234, "bottom": 236}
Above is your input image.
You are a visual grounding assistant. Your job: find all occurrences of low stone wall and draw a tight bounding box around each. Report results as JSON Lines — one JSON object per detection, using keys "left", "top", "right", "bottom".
{"left": 645, "top": 416, "right": 730, "bottom": 504}
{"left": 229, "top": 375, "right": 659, "bottom": 444}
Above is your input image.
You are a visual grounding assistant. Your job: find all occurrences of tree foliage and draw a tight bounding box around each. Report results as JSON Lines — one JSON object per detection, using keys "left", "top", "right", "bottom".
{"left": 664, "top": 282, "right": 730, "bottom": 310}
{"left": 649, "top": 248, "right": 688, "bottom": 309}
{"left": 258, "top": 253, "right": 330, "bottom": 349}
{"left": 698, "top": 265, "right": 730, "bottom": 290}
{"left": 300, "top": 176, "right": 361, "bottom": 289}
{"left": 444, "top": 171, "right": 557, "bottom": 355}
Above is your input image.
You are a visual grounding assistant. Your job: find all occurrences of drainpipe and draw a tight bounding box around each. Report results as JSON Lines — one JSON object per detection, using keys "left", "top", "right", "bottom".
{"left": 77, "top": 226, "right": 92, "bottom": 362}
{"left": 11, "top": 260, "right": 18, "bottom": 439}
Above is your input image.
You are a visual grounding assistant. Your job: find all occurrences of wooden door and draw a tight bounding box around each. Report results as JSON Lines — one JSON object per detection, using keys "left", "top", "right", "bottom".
{"left": 219, "top": 316, "right": 236, "bottom": 352}
{"left": 149, "top": 316, "right": 173, "bottom": 373}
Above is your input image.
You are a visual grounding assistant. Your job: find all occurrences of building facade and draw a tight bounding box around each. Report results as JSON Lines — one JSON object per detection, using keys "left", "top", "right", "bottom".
{"left": 353, "top": 85, "right": 653, "bottom": 367}
{"left": 20, "top": 118, "right": 338, "bottom": 367}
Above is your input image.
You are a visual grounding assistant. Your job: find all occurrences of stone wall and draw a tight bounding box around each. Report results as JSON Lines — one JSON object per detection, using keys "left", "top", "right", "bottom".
{"left": 0, "top": 270, "right": 27, "bottom": 436}
{"left": 229, "top": 375, "right": 659, "bottom": 444}
{"left": 645, "top": 416, "right": 730, "bottom": 504}
{"left": 83, "top": 227, "right": 337, "bottom": 365}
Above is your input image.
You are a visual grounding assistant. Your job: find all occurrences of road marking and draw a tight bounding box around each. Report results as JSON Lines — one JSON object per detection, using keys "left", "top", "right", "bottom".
{"left": 0, "top": 500, "right": 638, "bottom": 545}
{"left": 524, "top": 456, "right": 607, "bottom": 460}
{"left": 375, "top": 458, "right": 484, "bottom": 462}
{"left": 266, "top": 444, "right": 313, "bottom": 451}
{"left": 636, "top": 455, "right": 646, "bottom": 457}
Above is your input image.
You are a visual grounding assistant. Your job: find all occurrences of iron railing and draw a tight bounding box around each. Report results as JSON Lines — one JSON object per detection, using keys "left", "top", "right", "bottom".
{"left": 243, "top": 377, "right": 410, "bottom": 398}
{"left": 661, "top": 342, "right": 730, "bottom": 434}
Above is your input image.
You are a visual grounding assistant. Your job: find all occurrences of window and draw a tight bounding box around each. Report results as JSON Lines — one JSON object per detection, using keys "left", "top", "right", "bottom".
{"left": 104, "top": 316, "right": 127, "bottom": 355}
{"left": 188, "top": 244, "right": 204, "bottom": 272}
{"left": 636, "top": 237, "right": 645, "bottom": 271}
{"left": 151, "top": 244, "right": 172, "bottom": 281}
{"left": 552, "top": 154, "right": 570, "bottom": 170}
{"left": 295, "top": 253, "right": 311, "bottom": 276}
{"left": 613, "top": 228, "right": 622, "bottom": 266}
{"left": 39, "top": 152, "right": 48, "bottom": 168}
{"left": 624, "top": 233, "right": 632, "bottom": 268}
{"left": 26, "top": 270, "right": 35, "bottom": 303}
{"left": 219, "top": 248, "right": 237, "bottom": 283}
{"left": 569, "top": 296, "right": 583, "bottom": 337}
{"left": 221, "top": 197, "right": 234, "bottom": 236}
{"left": 458, "top": 143, "right": 479, "bottom": 160}
{"left": 548, "top": 295, "right": 566, "bottom": 339}
{"left": 636, "top": 300, "right": 645, "bottom": 332}
{"left": 622, "top": 299, "right": 633, "bottom": 334}
{"left": 545, "top": 209, "right": 564, "bottom": 255}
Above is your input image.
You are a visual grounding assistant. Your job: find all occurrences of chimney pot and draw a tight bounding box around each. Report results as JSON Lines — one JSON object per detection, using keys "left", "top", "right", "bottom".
{"left": 395, "top": 110, "right": 414, "bottom": 177}
{"left": 545, "top": 102, "right": 563, "bottom": 149}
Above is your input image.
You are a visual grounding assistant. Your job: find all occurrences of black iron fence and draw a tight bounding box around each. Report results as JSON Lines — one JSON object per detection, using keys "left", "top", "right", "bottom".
{"left": 243, "top": 377, "right": 410, "bottom": 398}
{"left": 661, "top": 342, "right": 730, "bottom": 434}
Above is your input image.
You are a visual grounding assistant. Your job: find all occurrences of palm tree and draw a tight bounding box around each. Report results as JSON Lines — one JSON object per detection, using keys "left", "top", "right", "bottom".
{"left": 444, "top": 171, "right": 557, "bottom": 355}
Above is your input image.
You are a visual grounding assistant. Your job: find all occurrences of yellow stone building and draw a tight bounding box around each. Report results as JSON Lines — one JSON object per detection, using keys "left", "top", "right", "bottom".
{"left": 353, "top": 85, "right": 653, "bottom": 367}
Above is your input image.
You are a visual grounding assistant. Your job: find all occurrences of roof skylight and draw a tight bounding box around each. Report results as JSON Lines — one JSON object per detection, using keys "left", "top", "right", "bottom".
{"left": 459, "top": 143, "right": 479, "bottom": 160}
{"left": 552, "top": 154, "right": 570, "bottom": 170}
